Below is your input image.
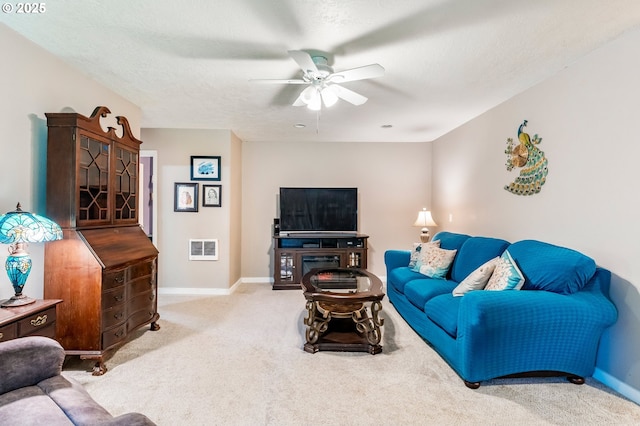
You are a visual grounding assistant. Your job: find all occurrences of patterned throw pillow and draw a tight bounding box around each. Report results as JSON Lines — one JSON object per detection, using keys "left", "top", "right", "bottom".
{"left": 485, "top": 250, "right": 525, "bottom": 291}
{"left": 418, "top": 246, "right": 457, "bottom": 279}
{"left": 409, "top": 240, "right": 441, "bottom": 271}
{"left": 452, "top": 257, "right": 499, "bottom": 297}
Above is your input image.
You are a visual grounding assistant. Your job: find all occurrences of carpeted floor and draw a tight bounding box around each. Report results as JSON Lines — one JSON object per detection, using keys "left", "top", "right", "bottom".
{"left": 62, "top": 283, "right": 640, "bottom": 425}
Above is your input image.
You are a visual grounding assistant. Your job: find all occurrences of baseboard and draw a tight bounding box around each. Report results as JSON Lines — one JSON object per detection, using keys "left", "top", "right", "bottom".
{"left": 158, "top": 278, "right": 270, "bottom": 296}
{"left": 593, "top": 367, "right": 640, "bottom": 405}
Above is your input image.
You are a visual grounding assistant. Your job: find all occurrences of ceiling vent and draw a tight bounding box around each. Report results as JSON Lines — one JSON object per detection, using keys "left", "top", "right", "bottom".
{"left": 189, "top": 239, "right": 218, "bottom": 261}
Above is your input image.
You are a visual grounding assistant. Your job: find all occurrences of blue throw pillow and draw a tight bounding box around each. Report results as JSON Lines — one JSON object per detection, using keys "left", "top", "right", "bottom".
{"left": 507, "top": 240, "right": 596, "bottom": 294}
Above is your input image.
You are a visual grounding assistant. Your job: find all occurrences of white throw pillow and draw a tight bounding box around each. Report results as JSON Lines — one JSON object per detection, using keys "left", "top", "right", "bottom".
{"left": 485, "top": 250, "right": 525, "bottom": 291}
{"left": 452, "top": 257, "right": 499, "bottom": 297}
{"left": 409, "top": 240, "right": 441, "bottom": 271}
{"left": 418, "top": 246, "right": 457, "bottom": 279}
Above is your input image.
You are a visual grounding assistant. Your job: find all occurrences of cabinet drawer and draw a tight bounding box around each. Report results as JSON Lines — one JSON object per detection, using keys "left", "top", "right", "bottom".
{"left": 129, "top": 260, "right": 154, "bottom": 280}
{"left": 127, "top": 308, "right": 155, "bottom": 331}
{"left": 102, "top": 305, "right": 126, "bottom": 329}
{"left": 103, "top": 269, "right": 126, "bottom": 291}
{"left": 102, "top": 287, "right": 126, "bottom": 309}
{"left": 17, "top": 307, "right": 56, "bottom": 337}
{"left": 129, "top": 276, "right": 153, "bottom": 297}
{"left": 102, "top": 324, "right": 127, "bottom": 349}
{"left": 0, "top": 323, "right": 18, "bottom": 342}
{"left": 129, "top": 291, "right": 155, "bottom": 313}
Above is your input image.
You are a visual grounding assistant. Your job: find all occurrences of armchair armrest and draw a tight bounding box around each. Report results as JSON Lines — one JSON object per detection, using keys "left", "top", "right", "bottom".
{"left": 0, "top": 336, "right": 65, "bottom": 394}
{"left": 98, "top": 413, "right": 157, "bottom": 426}
{"left": 384, "top": 250, "right": 411, "bottom": 272}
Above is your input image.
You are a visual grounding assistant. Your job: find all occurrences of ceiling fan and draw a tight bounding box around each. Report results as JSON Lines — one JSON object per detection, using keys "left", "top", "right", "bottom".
{"left": 252, "top": 50, "right": 385, "bottom": 110}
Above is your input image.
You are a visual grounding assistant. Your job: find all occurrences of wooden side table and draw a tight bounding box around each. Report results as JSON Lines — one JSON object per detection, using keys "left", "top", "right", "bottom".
{"left": 0, "top": 299, "right": 62, "bottom": 343}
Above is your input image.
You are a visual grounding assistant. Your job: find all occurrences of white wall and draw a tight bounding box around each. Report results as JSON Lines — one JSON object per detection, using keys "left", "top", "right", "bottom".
{"left": 0, "top": 24, "right": 141, "bottom": 301}
{"left": 241, "top": 141, "right": 432, "bottom": 280}
{"left": 432, "top": 28, "right": 640, "bottom": 399}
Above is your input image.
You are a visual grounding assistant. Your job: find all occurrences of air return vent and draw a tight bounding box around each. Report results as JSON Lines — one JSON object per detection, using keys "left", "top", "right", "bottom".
{"left": 189, "top": 239, "right": 218, "bottom": 261}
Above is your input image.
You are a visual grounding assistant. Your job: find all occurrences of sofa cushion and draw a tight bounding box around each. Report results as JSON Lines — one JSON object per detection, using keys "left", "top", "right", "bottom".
{"left": 39, "top": 375, "right": 114, "bottom": 425}
{"left": 485, "top": 250, "right": 525, "bottom": 291}
{"left": 452, "top": 257, "right": 499, "bottom": 296}
{"left": 508, "top": 240, "right": 596, "bottom": 294}
{"left": 409, "top": 240, "right": 441, "bottom": 271}
{"left": 425, "top": 294, "right": 461, "bottom": 338}
{"left": 404, "top": 278, "right": 457, "bottom": 311}
{"left": 418, "top": 246, "right": 457, "bottom": 279}
{"left": 450, "top": 236, "right": 510, "bottom": 282}
{"left": 0, "top": 386, "right": 74, "bottom": 426}
{"left": 388, "top": 267, "right": 426, "bottom": 294}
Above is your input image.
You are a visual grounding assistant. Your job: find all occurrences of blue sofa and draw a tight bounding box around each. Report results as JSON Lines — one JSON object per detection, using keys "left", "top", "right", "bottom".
{"left": 385, "top": 231, "right": 617, "bottom": 388}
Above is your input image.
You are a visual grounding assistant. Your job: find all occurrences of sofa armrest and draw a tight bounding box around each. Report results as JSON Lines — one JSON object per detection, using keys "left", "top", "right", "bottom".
{"left": 456, "top": 285, "right": 617, "bottom": 381}
{"left": 384, "top": 250, "right": 411, "bottom": 272}
{"left": 0, "top": 336, "right": 65, "bottom": 394}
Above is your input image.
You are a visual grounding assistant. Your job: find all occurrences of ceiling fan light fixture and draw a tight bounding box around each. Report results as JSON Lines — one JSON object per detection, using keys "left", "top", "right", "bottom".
{"left": 320, "top": 86, "right": 339, "bottom": 108}
{"left": 307, "top": 92, "right": 322, "bottom": 111}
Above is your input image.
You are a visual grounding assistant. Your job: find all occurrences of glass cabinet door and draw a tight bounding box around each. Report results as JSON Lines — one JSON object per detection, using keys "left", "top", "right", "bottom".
{"left": 114, "top": 144, "right": 138, "bottom": 222}
{"left": 78, "top": 135, "right": 110, "bottom": 224}
{"left": 279, "top": 252, "right": 295, "bottom": 282}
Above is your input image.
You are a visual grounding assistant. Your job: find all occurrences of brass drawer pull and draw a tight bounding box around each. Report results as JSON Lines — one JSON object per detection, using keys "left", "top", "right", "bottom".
{"left": 31, "top": 315, "right": 48, "bottom": 327}
{"left": 114, "top": 295, "right": 124, "bottom": 302}
{"left": 115, "top": 329, "right": 125, "bottom": 338}
{"left": 114, "top": 313, "right": 124, "bottom": 319}
{"left": 0, "top": 332, "right": 3, "bottom": 339}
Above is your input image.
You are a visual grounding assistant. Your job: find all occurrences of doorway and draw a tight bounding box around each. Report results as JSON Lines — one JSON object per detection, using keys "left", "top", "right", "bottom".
{"left": 140, "top": 150, "right": 158, "bottom": 246}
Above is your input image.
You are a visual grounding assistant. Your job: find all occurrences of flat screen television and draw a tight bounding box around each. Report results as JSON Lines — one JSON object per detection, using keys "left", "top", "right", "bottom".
{"left": 279, "top": 187, "right": 358, "bottom": 233}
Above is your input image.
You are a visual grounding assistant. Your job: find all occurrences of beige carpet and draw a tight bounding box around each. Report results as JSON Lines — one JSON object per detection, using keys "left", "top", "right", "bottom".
{"left": 62, "top": 283, "right": 640, "bottom": 425}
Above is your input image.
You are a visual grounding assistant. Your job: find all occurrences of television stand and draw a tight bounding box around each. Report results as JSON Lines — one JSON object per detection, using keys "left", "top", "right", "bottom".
{"left": 273, "top": 234, "right": 369, "bottom": 290}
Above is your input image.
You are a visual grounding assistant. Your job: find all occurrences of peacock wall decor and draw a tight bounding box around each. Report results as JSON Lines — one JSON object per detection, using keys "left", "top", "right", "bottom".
{"left": 504, "top": 120, "right": 548, "bottom": 195}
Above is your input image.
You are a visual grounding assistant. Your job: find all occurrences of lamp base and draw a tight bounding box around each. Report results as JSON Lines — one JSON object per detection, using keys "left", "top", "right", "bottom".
{"left": 1, "top": 294, "right": 36, "bottom": 308}
{"left": 419, "top": 233, "right": 431, "bottom": 243}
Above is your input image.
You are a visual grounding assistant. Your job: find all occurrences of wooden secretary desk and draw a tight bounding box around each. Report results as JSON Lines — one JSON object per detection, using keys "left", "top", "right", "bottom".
{"left": 44, "top": 106, "right": 159, "bottom": 375}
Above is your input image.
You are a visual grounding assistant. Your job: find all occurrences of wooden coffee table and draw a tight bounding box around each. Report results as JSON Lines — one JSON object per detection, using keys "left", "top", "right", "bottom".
{"left": 301, "top": 268, "right": 385, "bottom": 355}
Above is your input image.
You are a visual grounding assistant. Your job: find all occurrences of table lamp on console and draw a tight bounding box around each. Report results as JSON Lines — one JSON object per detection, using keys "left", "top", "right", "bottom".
{"left": 0, "top": 203, "right": 62, "bottom": 307}
{"left": 413, "top": 208, "right": 438, "bottom": 243}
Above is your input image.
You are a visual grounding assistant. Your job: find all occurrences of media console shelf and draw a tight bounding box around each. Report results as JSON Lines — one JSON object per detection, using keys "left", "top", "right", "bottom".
{"left": 273, "top": 234, "right": 369, "bottom": 290}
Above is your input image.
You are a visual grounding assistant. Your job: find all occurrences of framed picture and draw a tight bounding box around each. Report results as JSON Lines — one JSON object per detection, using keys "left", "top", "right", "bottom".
{"left": 202, "top": 184, "right": 222, "bottom": 207}
{"left": 174, "top": 182, "right": 198, "bottom": 212}
{"left": 190, "top": 156, "right": 221, "bottom": 181}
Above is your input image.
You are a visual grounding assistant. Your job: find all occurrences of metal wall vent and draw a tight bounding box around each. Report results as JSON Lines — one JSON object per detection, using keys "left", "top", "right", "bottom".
{"left": 189, "top": 239, "right": 218, "bottom": 261}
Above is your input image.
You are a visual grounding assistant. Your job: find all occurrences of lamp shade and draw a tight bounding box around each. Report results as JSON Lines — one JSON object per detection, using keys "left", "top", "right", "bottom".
{"left": 0, "top": 203, "right": 63, "bottom": 244}
{"left": 413, "top": 208, "right": 437, "bottom": 228}
{"left": 0, "top": 203, "right": 62, "bottom": 307}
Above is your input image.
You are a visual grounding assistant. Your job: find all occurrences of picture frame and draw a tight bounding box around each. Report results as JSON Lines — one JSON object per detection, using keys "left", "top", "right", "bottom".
{"left": 190, "top": 155, "right": 221, "bottom": 181}
{"left": 202, "top": 184, "right": 222, "bottom": 207}
{"left": 174, "top": 182, "right": 199, "bottom": 212}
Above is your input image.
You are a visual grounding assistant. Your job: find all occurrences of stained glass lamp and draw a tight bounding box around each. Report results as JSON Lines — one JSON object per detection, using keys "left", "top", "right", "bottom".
{"left": 0, "top": 203, "right": 62, "bottom": 307}
{"left": 413, "top": 208, "right": 438, "bottom": 243}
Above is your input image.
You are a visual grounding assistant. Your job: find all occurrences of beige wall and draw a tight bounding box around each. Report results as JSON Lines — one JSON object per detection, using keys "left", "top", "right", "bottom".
{"left": 241, "top": 141, "right": 432, "bottom": 280}
{"left": 432, "top": 28, "right": 640, "bottom": 398}
{"left": 229, "top": 132, "right": 243, "bottom": 285}
{"left": 140, "top": 128, "right": 240, "bottom": 291}
{"left": 0, "top": 24, "right": 141, "bottom": 301}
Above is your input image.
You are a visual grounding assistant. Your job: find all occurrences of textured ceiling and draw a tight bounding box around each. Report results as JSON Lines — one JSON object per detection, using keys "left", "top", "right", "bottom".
{"left": 3, "top": 0, "right": 640, "bottom": 142}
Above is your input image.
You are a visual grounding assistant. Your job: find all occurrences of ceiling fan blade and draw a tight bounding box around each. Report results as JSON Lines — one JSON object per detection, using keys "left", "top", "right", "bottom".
{"left": 328, "top": 64, "right": 385, "bottom": 83}
{"left": 329, "top": 85, "right": 368, "bottom": 106}
{"left": 288, "top": 50, "right": 319, "bottom": 75}
{"left": 249, "top": 79, "right": 308, "bottom": 84}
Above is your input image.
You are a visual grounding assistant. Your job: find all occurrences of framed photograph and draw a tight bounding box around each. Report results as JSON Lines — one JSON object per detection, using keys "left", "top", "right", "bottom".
{"left": 191, "top": 156, "right": 221, "bottom": 181}
{"left": 174, "top": 182, "right": 198, "bottom": 212}
{"left": 202, "top": 184, "right": 222, "bottom": 207}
